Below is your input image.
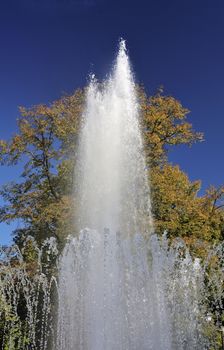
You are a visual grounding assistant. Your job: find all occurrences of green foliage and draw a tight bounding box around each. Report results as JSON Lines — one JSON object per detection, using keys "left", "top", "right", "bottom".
{"left": 0, "top": 288, "right": 29, "bottom": 349}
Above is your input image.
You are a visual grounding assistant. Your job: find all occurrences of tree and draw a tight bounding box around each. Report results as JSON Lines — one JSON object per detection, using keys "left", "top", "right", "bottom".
{"left": 139, "top": 89, "right": 203, "bottom": 166}
{"left": 0, "top": 86, "right": 223, "bottom": 253}
{"left": 151, "top": 164, "right": 224, "bottom": 255}
{"left": 0, "top": 90, "right": 84, "bottom": 247}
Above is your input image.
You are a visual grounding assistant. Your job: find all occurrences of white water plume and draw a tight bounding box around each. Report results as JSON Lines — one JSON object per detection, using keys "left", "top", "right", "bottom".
{"left": 75, "top": 39, "right": 152, "bottom": 235}
{"left": 56, "top": 40, "right": 208, "bottom": 350}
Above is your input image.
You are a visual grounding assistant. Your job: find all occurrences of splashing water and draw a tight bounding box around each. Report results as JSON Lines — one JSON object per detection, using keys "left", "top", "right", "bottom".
{"left": 56, "top": 40, "right": 208, "bottom": 350}
{"left": 57, "top": 230, "right": 211, "bottom": 350}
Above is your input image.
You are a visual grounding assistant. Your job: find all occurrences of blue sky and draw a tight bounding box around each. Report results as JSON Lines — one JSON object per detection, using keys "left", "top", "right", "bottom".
{"left": 0, "top": 0, "right": 224, "bottom": 244}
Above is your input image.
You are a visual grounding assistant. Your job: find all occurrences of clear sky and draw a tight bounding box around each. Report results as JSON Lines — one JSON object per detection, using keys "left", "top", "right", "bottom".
{"left": 0, "top": 0, "right": 224, "bottom": 244}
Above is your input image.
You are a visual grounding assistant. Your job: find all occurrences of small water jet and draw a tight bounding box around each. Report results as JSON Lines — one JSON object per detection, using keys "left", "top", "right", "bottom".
{"left": 0, "top": 237, "right": 58, "bottom": 349}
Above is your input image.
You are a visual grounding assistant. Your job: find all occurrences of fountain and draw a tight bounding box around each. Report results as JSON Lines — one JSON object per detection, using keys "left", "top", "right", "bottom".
{"left": 56, "top": 40, "right": 208, "bottom": 350}
{"left": 0, "top": 40, "right": 223, "bottom": 349}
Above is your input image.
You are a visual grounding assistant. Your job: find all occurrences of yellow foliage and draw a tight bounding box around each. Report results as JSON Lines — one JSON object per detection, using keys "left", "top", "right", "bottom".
{"left": 0, "top": 86, "right": 223, "bottom": 255}
{"left": 151, "top": 164, "right": 224, "bottom": 255}
{"left": 139, "top": 89, "right": 204, "bottom": 166}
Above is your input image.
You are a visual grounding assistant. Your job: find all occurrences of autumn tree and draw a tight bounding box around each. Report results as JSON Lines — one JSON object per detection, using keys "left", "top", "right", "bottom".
{"left": 0, "top": 86, "right": 223, "bottom": 252}
{"left": 0, "top": 90, "right": 84, "bottom": 247}
{"left": 138, "top": 89, "right": 203, "bottom": 166}
{"left": 151, "top": 165, "right": 224, "bottom": 255}
{"left": 138, "top": 89, "right": 224, "bottom": 251}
